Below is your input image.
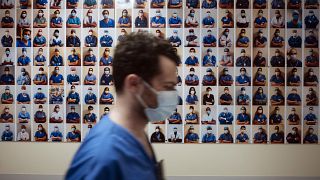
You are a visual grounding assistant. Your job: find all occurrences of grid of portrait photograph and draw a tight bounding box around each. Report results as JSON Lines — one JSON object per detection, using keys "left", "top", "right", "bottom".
{"left": 0, "top": 0, "right": 319, "bottom": 144}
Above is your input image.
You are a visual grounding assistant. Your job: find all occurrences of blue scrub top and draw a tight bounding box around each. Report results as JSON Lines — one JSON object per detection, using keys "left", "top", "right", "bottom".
{"left": 66, "top": 116, "right": 157, "bottom": 180}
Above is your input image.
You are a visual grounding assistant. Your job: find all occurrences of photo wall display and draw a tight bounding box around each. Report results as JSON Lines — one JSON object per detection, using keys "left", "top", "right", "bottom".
{"left": 0, "top": 0, "right": 319, "bottom": 144}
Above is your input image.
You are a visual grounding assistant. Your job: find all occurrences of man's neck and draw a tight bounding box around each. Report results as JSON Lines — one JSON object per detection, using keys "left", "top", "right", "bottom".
{"left": 109, "top": 97, "right": 148, "bottom": 137}
{"left": 109, "top": 96, "right": 153, "bottom": 158}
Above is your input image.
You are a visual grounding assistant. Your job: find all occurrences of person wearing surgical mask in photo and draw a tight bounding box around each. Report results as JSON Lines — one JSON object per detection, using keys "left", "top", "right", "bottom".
{"left": 1, "top": 48, "right": 13, "bottom": 66}
{"left": 17, "top": 125, "right": 29, "bottom": 141}
{"left": 1, "top": 29, "right": 14, "bottom": 47}
{"left": 1, "top": 10, "right": 14, "bottom": 28}
{"left": 99, "top": 10, "right": 115, "bottom": 28}
{"left": 83, "top": 0, "right": 97, "bottom": 8}
{"left": 34, "top": 124, "right": 48, "bottom": 142}
{"left": 66, "top": 125, "right": 81, "bottom": 142}
{"left": 83, "top": 9, "right": 97, "bottom": 28}
{"left": 50, "top": 105, "right": 63, "bottom": 123}
{"left": 117, "top": 9, "right": 131, "bottom": 28}
{"left": 50, "top": 126, "right": 63, "bottom": 142}
{"left": 134, "top": 9, "right": 148, "bottom": 28}
{"left": 66, "top": 9, "right": 81, "bottom": 28}
{"left": 286, "top": 127, "right": 300, "bottom": 144}
{"left": 219, "top": 28, "right": 232, "bottom": 47}
{"left": 50, "top": 29, "right": 63, "bottom": 47}
{"left": 67, "top": 0, "right": 79, "bottom": 8}
{"left": 287, "top": 10, "right": 302, "bottom": 28}
{"left": 151, "top": 9, "right": 166, "bottom": 28}
{"left": 17, "top": 48, "right": 30, "bottom": 66}
{"left": 271, "top": 10, "right": 284, "bottom": 28}
{"left": 16, "top": 28, "right": 32, "bottom": 47}
{"left": 84, "top": 87, "right": 97, "bottom": 104}
{"left": 33, "top": 10, "right": 47, "bottom": 28}
{"left": 66, "top": 33, "right": 180, "bottom": 179}
{"left": 17, "top": 68, "right": 31, "bottom": 85}
{"left": 100, "top": 67, "right": 114, "bottom": 85}
{"left": 1, "top": 124, "right": 13, "bottom": 141}
{"left": 304, "top": 10, "right": 319, "bottom": 29}
{"left": 100, "top": 30, "right": 114, "bottom": 47}
{"left": 17, "top": 11, "right": 30, "bottom": 29}
{"left": 202, "top": 126, "right": 216, "bottom": 143}
{"left": 85, "top": 29, "right": 98, "bottom": 47}
{"left": 117, "top": 29, "right": 128, "bottom": 42}
{"left": 33, "top": 29, "right": 47, "bottom": 47}
{"left": 236, "top": 10, "right": 249, "bottom": 28}
{"left": 50, "top": 10, "right": 63, "bottom": 28}
{"left": 168, "top": 12, "right": 182, "bottom": 28}
{"left": 18, "top": 106, "right": 30, "bottom": 123}
{"left": 150, "top": 126, "right": 165, "bottom": 143}
{"left": 168, "top": 30, "right": 181, "bottom": 47}
{"left": 168, "top": 127, "right": 182, "bottom": 143}
{"left": 185, "top": 9, "right": 199, "bottom": 28}
{"left": 201, "top": 107, "right": 215, "bottom": 124}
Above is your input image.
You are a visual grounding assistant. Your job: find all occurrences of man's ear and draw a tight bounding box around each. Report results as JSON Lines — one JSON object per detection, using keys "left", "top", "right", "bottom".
{"left": 124, "top": 74, "right": 142, "bottom": 94}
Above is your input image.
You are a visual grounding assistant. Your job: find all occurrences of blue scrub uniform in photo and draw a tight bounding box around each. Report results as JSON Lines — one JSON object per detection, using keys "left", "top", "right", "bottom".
{"left": 288, "top": 36, "right": 302, "bottom": 48}
{"left": 236, "top": 75, "right": 250, "bottom": 85}
{"left": 270, "top": 75, "right": 284, "bottom": 84}
{"left": 50, "top": 131, "right": 63, "bottom": 142}
{"left": 203, "top": 55, "right": 216, "bottom": 66}
{"left": 68, "top": 54, "right": 80, "bottom": 64}
{"left": 219, "top": 133, "right": 233, "bottom": 142}
{"left": 18, "top": 112, "right": 30, "bottom": 120}
{"left": 84, "top": 113, "right": 97, "bottom": 123}
{"left": 1, "top": 113, "right": 13, "bottom": 121}
{"left": 254, "top": 132, "right": 267, "bottom": 142}
{"left": 237, "top": 113, "right": 250, "bottom": 123}
{"left": 151, "top": 16, "right": 166, "bottom": 26}
{"left": 35, "top": 55, "right": 46, "bottom": 64}
{"left": 202, "top": 0, "right": 217, "bottom": 8}
{"left": 270, "top": 133, "right": 283, "bottom": 142}
{"left": 67, "top": 112, "right": 80, "bottom": 123}
{"left": 237, "top": 94, "right": 250, "bottom": 104}
{"left": 100, "top": 74, "right": 113, "bottom": 85}
{"left": 35, "top": 131, "right": 47, "bottom": 139}
{"left": 218, "top": 112, "right": 233, "bottom": 124}
{"left": 1, "top": 35, "right": 13, "bottom": 47}
{"left": 50, "top": 74, "right": 64, "bottom": 84}
{"left": 187, "top": 0, "right": 199, "bottom": 7}
{"left": 67, "top": 17, "right": 81, "bottom": 26}
{"left": 67, "top": 74, "right": 80, "bottom": 84}
{"left": 100, "top": 18, "right": 115, "bottom": 28}
{"left": 202, "top": 133, "right": 216, "bottom": 143}
{"left": 270, "top": 114, "right": 282, "bottom": 124}
{"left": 85, "top": 93, "right": 97, "bottom": 104}
{"left": 253, "top": 114, "right": 267, "bottom": 124}
{"left": 185, "top": 56, "right": 199, "bottom": 66}
{"left": 66, "top": 116, "right": 158, "bottom": 180}
{"left": 203, "top": 35, "right": 216, "bottom": 45}
{"left": 100, "top": 56, "right": 113, "bottom": 66}
{"left": 17, "top": 56, "right": 31, "bottom": 66}
{"left": 100, "top": 35, "right": 113, "bottom": 47}
{"left": 0, "top": 74, "right": 14, "bottom": 84}
{"left": 67, "top": 92, "right": 80, "bottom": 104}
{"left": 168, "top": 17, "right": 182, "bottom": 25}
{"left": 2, "top": 130, "right": 13, "bottom": 141}
{"left": 17, "top": 93, "right": 30, "bottom": 103}
{"left": 186, "top": 95, "right": 198, "bottom": 104}
{"left": 100, "top": 92, "right": 114, "bottom": 104}
{"left": 236, "top": 133, "right": 249, "bottom": 142}
{"left": 50, "top": 55, "right": 63, "bottom": 66}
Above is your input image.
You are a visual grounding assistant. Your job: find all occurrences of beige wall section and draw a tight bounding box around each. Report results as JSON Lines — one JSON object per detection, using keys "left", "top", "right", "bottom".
{"left": 0, "top": 143, "right": 320, "bottom": 177}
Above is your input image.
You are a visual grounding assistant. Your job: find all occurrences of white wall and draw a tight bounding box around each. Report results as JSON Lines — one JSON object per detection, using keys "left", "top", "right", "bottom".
{"left": 0, "top": 143, "right": 320, "bottom": 177}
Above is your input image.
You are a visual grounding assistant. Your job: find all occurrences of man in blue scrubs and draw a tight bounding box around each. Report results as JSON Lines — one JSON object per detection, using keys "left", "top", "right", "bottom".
{"left": 66, "top": 32, "right": 180, "bottom": 180}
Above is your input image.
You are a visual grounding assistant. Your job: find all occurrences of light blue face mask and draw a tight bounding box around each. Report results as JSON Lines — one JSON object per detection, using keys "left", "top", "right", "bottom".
{"left": 136, "top": 81, "right": 178, "bottom": 122}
